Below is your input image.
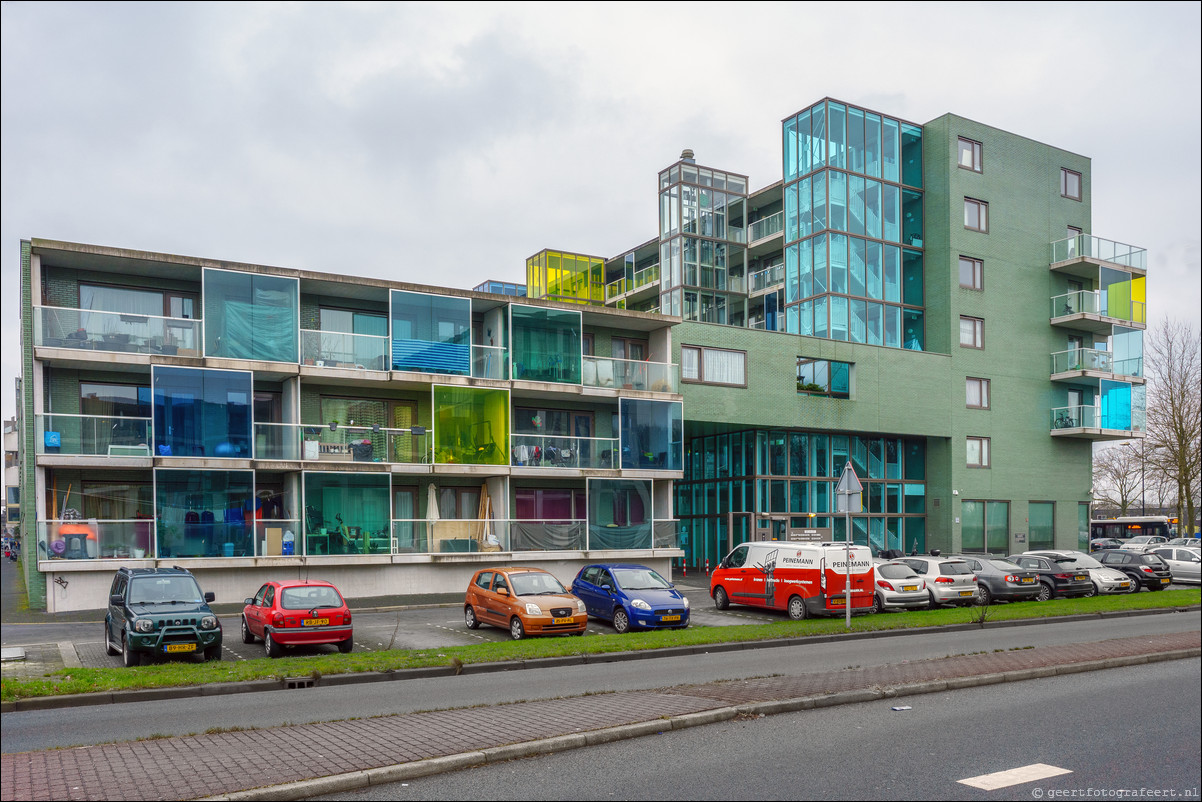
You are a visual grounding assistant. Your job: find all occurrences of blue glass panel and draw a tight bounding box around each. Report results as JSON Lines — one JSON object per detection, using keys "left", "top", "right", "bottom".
{"left": 391, "top": 291, "right": 471, "bottom": 375}
{"left": 153, "top": 366, "right": 252, "bottom": 458}
{"left": 204, "top": 269, "right": 298, "bottom": 363}
{"left": 620, "top": 399, "right": 682, "bottom": 470}
{"left": 155, "top": 469, "right": 254, "bottom": 558}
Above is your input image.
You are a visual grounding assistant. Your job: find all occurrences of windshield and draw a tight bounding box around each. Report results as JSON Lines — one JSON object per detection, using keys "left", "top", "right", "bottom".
{"left": 988, "top": 559, "right": 1022, "bottom": 571}
{"left": 939, "top": 562, "right": 973, "bottom": 576}
{"left": 281, "top": 585, "right": 344, "bottom": 610}
{"left": 510, "top": 571, "right": 568, "bottom": 596}
{"left": 128, "top": 576, "right": 204, "bottom": 604}
{"left": 878, "top": 564, "right": 918, "bottom": 580}
{"left": 612, "top": 568, "right": 671, "bottom": 591}
{"left": 1053, "top": 554, "right": 1102, "bottom": 569}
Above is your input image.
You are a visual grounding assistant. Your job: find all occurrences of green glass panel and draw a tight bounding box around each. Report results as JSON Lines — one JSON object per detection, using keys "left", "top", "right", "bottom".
{"left": 986, "top": 501, "right": 1009, "bottom": 553}
{"left": 962, "top": 500, "right": 984, "bottom": 552}
{"left": 432, "top": 386, "right": 509, "bottom": 465}
{"left": 303, "top": 472, "right": 390, "bottom": 555}
{"left": 1029, "top": 502, "right": 1055, "bottom": 550}
{"left": 511, "top": 305, "right": 581, "bottom": 384}
{"left": 204, "top": 269, "right": 298, "bottom": 363}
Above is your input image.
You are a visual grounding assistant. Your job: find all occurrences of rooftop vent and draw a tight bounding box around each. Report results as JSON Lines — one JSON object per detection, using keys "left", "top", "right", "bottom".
{"left": 680, "top": 149, "right": 695, "bottom": 163}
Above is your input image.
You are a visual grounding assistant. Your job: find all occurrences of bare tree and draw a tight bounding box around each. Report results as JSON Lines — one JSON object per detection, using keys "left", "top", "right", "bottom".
{"left": 1092, "top": 443, "right": 1143, "bottom": 514}
{"left": 1144, "top": 319, "right": 1201, "bottom": 534}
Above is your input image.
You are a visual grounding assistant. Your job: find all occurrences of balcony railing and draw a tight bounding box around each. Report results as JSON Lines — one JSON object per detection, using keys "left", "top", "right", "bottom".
{"left": 472, "top": 345, "right": 509, "bottom": 379}
{"left": 749, "top": 263, "right": 785, "bottom": 293}
{"left": 34, "top": 306, "right": 202, "bottom": 356}
{"left": 582, "top": 355, "right": 679, "bottom": 393}
{"left": 1051, "top": 290, "right": 1145, "bottom": 325}
{"left": 632, "top": 263, "right": 660, "bottom": 290}
{"left": 37, "top": 519, "right": 153, "bottom": 560}
{"left": 253, "top": 423, "right": 431, "bottom": 463}
{"left": 726, "top": 225, "right": 746, "bottom": 244}
{"left": 1052, "top": 235, "right": 1147, "bottom": 271}
{"left": 36, "top": 414, "right": 151, "bottom": 457}
{"left": 300, "top": 330, "right": 389, "bottom": 371}
{"left": 510, "top": 434, "right": 619, "bottom": 469}
{"left": 605, "top": 278, "right": 630, "bottom": 300}
{"left": 749, "top": 211, "right": 784, "bottom": 242}
{"left": 1051, "top": 405, "right": 1098, "bottom": 430}
{"left": 1051, "top": 349, "right": 1143, "bottom": 379}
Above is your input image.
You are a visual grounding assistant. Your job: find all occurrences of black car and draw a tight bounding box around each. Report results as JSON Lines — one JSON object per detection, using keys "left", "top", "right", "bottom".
{"left": 1094, "top": 549, "right": 1173, "bottom": 592}
{"left": 1090, "top": 538, "right": 1124, "bottom": 553}
{"left": 1006, "top": 554, "right": 1093, "bottom": 601}
{"left": 105, "top": 566, "right": 223, "bottom": 667}
{"left": 951, "top": 554, "right": 1041, "bottom": 605}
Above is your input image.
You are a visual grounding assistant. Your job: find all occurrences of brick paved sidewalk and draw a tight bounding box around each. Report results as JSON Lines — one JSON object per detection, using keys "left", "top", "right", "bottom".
{"left": 2, "top": 629, "right": 1197, "bottom": 802}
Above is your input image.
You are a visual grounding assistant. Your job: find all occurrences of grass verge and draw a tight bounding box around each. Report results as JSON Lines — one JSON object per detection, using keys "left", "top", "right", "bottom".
{"left": 2, "top": 588, "right": 1197, "bottom": 702}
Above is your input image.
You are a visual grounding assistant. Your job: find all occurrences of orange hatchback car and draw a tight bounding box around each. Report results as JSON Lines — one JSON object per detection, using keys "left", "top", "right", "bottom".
{"left": 465, "top": 567, "right": 588, "bottom": 640}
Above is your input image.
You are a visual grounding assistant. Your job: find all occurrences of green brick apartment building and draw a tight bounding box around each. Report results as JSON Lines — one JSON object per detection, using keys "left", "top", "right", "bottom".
{"left": 17, "top": 97, "right": 1146, "bottom": 610}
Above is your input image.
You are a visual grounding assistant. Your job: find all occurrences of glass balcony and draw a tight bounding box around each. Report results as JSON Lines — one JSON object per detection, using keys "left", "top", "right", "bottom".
{"left": 749, "top": 263, "right": 785, "bottom": 293}
{"left": 1051, "top": 349, "right": 1143, "bottom": 379}
{"left": 300, "top": 330, "right": 389, "bottom": 370}
{"left": 605, "top": 278, "right": 631, "bottom": 300}
{"left": 34, "top": 306, "right": 202, "bottom": 356}
{"left": 37, "top": 519, "right": 154, "bottom": 560}
{"left": 511, "top": 520, "right": 586, "bottom": 551}
{"left": 253, "top": 423, "right": 304, "bottom": 460}
{"left": 393, "top": 518, "right": 511, "bottom": 553}
{"left": 726, "top": 225, "right": 747, "bottom": 244}
{"left": 582, "top": 356, "right": 679, "bottom": 393}
{"left": 253, "top": 423, "right": 430, "bottom": 463}
{"left": 1051, "top": 290, "right": 1145, "bottom": 325}
{"left": 1052, "top": 235, "right": 1147, "bottom": 271}
{"left": 510, "top": 434, "right": 619, "bottom": 469}
{"left": 472, "top": 345, "right": 509, "bottom": 380}
{"left": 653, "top": 519, "right": 682, "bottom": 548}
{"left": 749, "top": 211, "right": 784, "bottom": 242}
{"left": 1051, "top": 405, "right": 1097, "bottom": 430}
{"left": 632, "top": 263, "right": 660, "bottom": 290}
{"left": 254, "top": 519, "right": 302, "bottom": 556}
{"left": 36, "top": 414, "right": 151, "bottom": 457}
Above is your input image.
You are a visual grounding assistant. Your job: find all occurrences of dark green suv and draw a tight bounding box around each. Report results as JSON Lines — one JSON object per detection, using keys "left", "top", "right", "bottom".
{"left": 105, "top": 566, "right": 223, "bottom": 666}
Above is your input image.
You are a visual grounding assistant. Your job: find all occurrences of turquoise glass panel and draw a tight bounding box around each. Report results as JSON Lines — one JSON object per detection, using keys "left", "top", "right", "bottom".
{"left": 903, "top": 249, "right": 924, "bottom": 306}
{"left": 785, "top": 243, "right": 799, "bottom": 303}
{"left": 849, "top": 299, "right": 866, "bottom": 343}
{"left": 904, "top": 483, "right": 925, "bottom": 514}
{"left": 848, "top": 174, "right": 865, "bottom": 237}
{"left": 829, "top": 170, "right": 847, "bottom": 232}
{"left": 828, "top": 102, "right": 846, "bottom": 170}
{"left": 884, "top": 245, "right": 901, "bottom": 302}
{"left": 830, "top": 234, "right": 848, "bottom": 294}
{"left": 304, "top": 472, "right": 390, "bottom": 555}
{"left": 849, "top": 238, "right": 866, "bottom": 297}
{"left": 1099, "top": 380, "right": 1132, "bottom": 430}
{"left": 962, "top": 500, "right": 984, "bottom": 551}
{"left": 799, "top": 176, "right": 812, "bottom": 238}
{"left": 391, "top": 290, "right": 471, "bottom": 375}
{"left": 885, "top": 305, "right": 900, "bottom": 348}
{"left": 831, "top": 361, "right": 850, "bottom": 396}
{"left": 786, "top": 182, "right": 798, "bottom": 242}
{"left": 813, "top": 434, "right": 830, "bottom": 478}
{"left": 882, "top": 184, "right": 900, "bottom": 243}
{"left": 813, "top": 234, "right": 828, "bottom": 294}
{"left": 511, "top": 305, "right": 581, "bottom": 384}
{"left": 904, "top": 310, "right": 924, "bottom": 351}
{"left": 155, "top": 469, "right": 254, "bottom": 558}
{"left": 904, "top": 439, "right": 925, "bottom": 480}
{"left": 810, "top": 101, "right": 826, "bottom": 169}
{"left": 865, "top": 180, "right": 881, "bottom": 239}
{"left": 790, "top": 433, "right": 808, "bottom": 476}
{"left": 886, "top": 439, "right": 902, "bottom": 480}
{"left": 901, "top": 123, "right": 923, "bottom": 187}
{"left": 799, "top": 299, "right": 813, "bottom": 336}
{"left": 831, "top": 296, "right": 848, "bottom": 341}
{"left": 902, "top": 190, "right": 923, "bottom": 247}
{"left": 905, "top": 517, "right": 926, "bottom": 554}
{"left": 620, "top": 399, "right": 682, "bottom": 470}
{"left": 1029, "top": 502, "right": 1054, "bottom": 551}
{"left": 784, "top": 115, "right": 799, "bottom": 182}
{"left": 866, "top": 241, "right": 882, "bottom": 299}
{"left": 786, "top": 305, "right": 799, "bottom": 334}
{"left": 848, "top": 107, "right": 865, "bottom": 174}
{"left": 812, "top": 171, "right": 826, "bottom": 232}
{"left": 865, "top": 112, "right": 881, "bottom": 178}
{"left": 866, "top": 302, "right": 883, "bottom": 346}
{"left": 797, "top": 108, "right": 812, "bottom": 176}
{"left": 882, "top": 118, "right": 899, "bottom": 182}
{"left": 986, "top": 501, "right": 1009, "bottom": 553}
{"left": 204, "top": 269, "right": 298, "bottom": 363}
{"left": 814, "top": 296, "right": 828, "bottom": 338}
{"left": 153, "top": 366, "right": 252, "bottom": 458}
{"left": 588, "top": 479, "right": 652, "bottom": 549}
{"left": 799, "top": 239, "right": 813, "bottom": 298}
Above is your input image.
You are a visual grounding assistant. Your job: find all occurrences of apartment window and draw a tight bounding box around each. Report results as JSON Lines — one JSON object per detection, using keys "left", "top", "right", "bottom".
{"left": 1060, "top": 169, "right": 1082, "bottom": 201}
{"left": 967, "top": 437, "right": 990, "bottom": 468}
{"left": 683, "top": 346, "right": 746, "bottom": 386}
{"left": 796, "top": 358, "right": 852, "bottom": 398}
{"left": 966, "top": 377, "right": 990, "bottom": 409}
{"left": 964, "top": 198, "right": 988, "bottom": 232}
{"left": 959, "top": 316, "right": 984, "bottom": 349}
{"left": 957, "top": 138, "right": 982, "bottom": 172}
{"left": 959, "top": 256, "right": 983, "bottom": 290}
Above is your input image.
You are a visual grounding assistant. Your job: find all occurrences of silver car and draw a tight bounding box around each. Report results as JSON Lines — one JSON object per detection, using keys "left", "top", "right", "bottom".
{"left": 1121, "top": 536, "right": 1170, "bottom": 552}
{"left": 1150, "top": 547, "right": 1202, "bottom": 584}
{"left": 869, "top": 561, "right": 928, "bottom": 613}
{"left": 900, "top": 555, "right": 978, "bottom": 608}
{"left": 1023, "top": 550, "right": 1132, "bottom": 596}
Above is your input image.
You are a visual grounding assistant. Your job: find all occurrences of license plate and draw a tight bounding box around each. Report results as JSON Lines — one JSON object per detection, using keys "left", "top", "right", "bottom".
{"left": 302, "top": 618, "right": 330, "bottom": 627}
{"left": 165, "top": 643, "right": 196, "bottom": 653}
{"left": 1075, "top": 575, "right": 1089, "bottom": 581}
{"left": 1160, "top": 578, "right": 1170, "bottom": 584}
{"left": 829, "top": 597, "right": 845, "bottom": 606}
{"left": 1119, "top": 582, "right": 1130, "bottom": 588}
{"left": 959, "top": 590, "right": 974, "bottom": 597}
{"left": 661, "top": 615, "right": 681, "bottom": 622}
{"left": 552, "top": 616, "right": 574, "bottom": 625}
{"left": 1021, "top": 577, "right": 1035, "bottom": 583}
{"left": 902, "top": 585, "right": 917, "bottom": 592}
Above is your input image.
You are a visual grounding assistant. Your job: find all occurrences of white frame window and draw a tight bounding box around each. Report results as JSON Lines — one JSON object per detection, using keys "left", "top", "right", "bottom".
{"left": 964, "top": 198, "right": 989, "bottom": 232}
{"left": 966, "top": 377, "right": 990, "bottom": 409}
{"left": 958, "top": 137, "right": 983, "bottom": 172}
{"left": 959, "top": 316, "right": 984, "bottom": 349}
{"left": 682, "top": 345, "right": 746, "bottom": 386}
{"left": 959, "top": 256, "right": 983, "bottom": 290}
{"left": 967, "top": 436, "right": 991, "bottom": 468}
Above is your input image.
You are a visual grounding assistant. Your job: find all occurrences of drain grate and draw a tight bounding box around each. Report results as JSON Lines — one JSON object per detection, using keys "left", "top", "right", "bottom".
{"left": 283, "top": 676, "right": 317, "bottom": 690}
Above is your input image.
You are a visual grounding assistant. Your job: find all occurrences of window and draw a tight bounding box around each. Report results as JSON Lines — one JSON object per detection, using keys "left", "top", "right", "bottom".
{"left": 959, "top": 316, "right": 984, "bottom": 349}
{"left": 964, "top": 198, "right": 988, "bottom": 232}
{"left": 796, "top": 358, "right": 852, "bottom": 398}
{"left": 967, "top": 437, "right": 990, "bottom": 468}
{"left": 966, "top": 377, "right": 990, "bottom": 409}
{"left": 959, "top": 256, "right": 983, "bottom": 290}
{"left": 957, "top": 138, "right": 982, "bottom": 172}
{"left": 1060, "top": 169, "right": 1081, "bottom": 201}
{"left": 682, "top": 346, "right": 746, "bottom": 386}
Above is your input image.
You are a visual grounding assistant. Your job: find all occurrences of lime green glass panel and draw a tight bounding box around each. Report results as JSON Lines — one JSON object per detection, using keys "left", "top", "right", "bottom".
{"left": 432, "top": 386, "right": 509, "bottom": 465}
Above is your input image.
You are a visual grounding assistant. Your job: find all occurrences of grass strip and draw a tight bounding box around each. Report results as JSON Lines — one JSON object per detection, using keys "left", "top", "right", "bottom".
{"left": 3, "top": 588, "right": 1197, "bottom": 702}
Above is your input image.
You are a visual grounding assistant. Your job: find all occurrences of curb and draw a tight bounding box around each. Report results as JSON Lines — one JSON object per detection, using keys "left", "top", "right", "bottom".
{"left": 197, "top": 646, "right": 1202, "bottom": 802}
{"left": 3, "top": 604, "right": 1198, "bottom": 713}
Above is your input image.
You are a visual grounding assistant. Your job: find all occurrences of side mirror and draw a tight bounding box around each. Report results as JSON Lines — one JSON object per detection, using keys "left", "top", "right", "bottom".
{"left": 600, "top": 584, "right": 612, "bottom": 593}
{"left": 244, "top": 598, "right": 255, "bottom": 606}
{"left": 497, "top": 587, "right": 510, "bottom": 596}
{"left": 110, "top": 594, "right": 124, "bottom": 606}
{"left": 204, "top": 591, "right": 216, "bottom": 603}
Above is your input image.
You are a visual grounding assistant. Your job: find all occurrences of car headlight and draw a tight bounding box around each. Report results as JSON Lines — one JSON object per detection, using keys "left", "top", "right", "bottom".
{"left": 199, "top": 616, "right": 218, "bottom": 630}
{"left": 134, "top": 618, "right": 154, "bottom": 633}
{"left": 576, "top": 599, "right": 586, "bottom": 613}
{"left": 682, "top": 596, "right": 690, "bottom": 609}
{"left": 525, "top": 603, "right": 543, "bottom": 616}
{"left": 631, "top": 599, "right": 652, "bottom": 611}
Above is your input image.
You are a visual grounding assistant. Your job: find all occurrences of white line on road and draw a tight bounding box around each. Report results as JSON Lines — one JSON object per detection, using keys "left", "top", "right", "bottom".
{"left": 959, "top": 763, "right": 1072, "bottom": 790}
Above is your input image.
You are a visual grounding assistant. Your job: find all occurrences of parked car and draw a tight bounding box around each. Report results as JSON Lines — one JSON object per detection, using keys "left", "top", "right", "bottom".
{"left": 1006, "top": 554, "right": 1093, "bottom": 601}
{"left": 949, "top": 555, "right": 1041, "bottom": 605}
{"left": 1120, "top": 535, "right": 1170, "bottom": 552}
{"left": 1090, "top": 538, "right": 1124, "bottom": 552}
{"left": 1093, "top": 549, "right": 1173, "bottom": 592}
{"left": 105, "top": 566, "right": 222, "bottom": 667}
{"left": 1166, "top": 537, "right": 1201, "bottom": 547}
{"left": 1150, "top": 547, "right": 1202, "bottom": 584}
{"left": 465, "top": 567, "right": 587, "bottom": 640}
{"left": 868, "top": 561, "right": 928, "bottom": 613}
{"left": 570, "top": 564, "right": 689, "bottom": 632}
{"left": 1021, "top": 550, "right": 1132, "bottom": 596}
{"left": 899, "top": 555, "right": 978, "bottom": 608}
{"left": 242, "top": 580, "right": 353, "bottom": 657}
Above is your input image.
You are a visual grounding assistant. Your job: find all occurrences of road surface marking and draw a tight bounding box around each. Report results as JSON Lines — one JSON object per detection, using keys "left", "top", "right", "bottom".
{"left": 959, "top": 763, "right": 1072, "bottom": 790}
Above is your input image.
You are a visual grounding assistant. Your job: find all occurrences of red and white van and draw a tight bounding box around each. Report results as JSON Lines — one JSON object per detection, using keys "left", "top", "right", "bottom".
{"left": 710, "top": 541, "right": 875, "bottom": 619}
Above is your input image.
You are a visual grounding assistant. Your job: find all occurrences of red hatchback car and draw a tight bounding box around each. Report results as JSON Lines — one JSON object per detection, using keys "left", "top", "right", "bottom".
{"left": 241, "top": 580, "right": 353, "bottom": 658}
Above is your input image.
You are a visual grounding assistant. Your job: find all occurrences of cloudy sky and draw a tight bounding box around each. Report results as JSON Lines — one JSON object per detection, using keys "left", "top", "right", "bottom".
{"left": 3, "top": 2, "right": 1199, "bottom": 422}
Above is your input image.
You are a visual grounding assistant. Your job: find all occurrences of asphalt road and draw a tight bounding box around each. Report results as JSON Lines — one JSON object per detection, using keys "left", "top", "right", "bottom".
{"left": 2, "top": 610, "right": 1198, "bottom": 754}
{"left": 315, "top": 657, "right": 1202, "bottom": 801}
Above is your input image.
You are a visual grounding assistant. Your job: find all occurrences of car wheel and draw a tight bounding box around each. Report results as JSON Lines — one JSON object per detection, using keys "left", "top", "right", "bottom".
{"left": 105, "top": 621, "right": 119, "bottom": 656}
{"left": 241, "top": 616, "right": 255, "bottom": 643}
{"left": 337, "top": 637, "right": 354, "bottom": 654}
{"left": 787, "top": 595, "right": 807, "bottom": 620}
{"left": 927, "top": 591, "right": 941, "bottom": 610}
{"left": 122, "top": 633, "right": 139, "bottom": 668}
{"left": 976, "top": 585, "right": 993, "bottom": 606}
{"left": 509, "top": 616, "right": 526, "bottom": 641}
{"left": 613, "top": 608, "right": 630, "bottom": 634}
{"left": 1035, "top": 582, "right": 1053, "bottom": 602}
{"left": 1126, "top": 575, "right": 1141, "bottom": 594}
{"left": 869, "top": 593, "right": 883, "bottom": 615}
{"left": 265, "top": 629, "right": 283, "bottom": 658}
{"left": 465, "top": 605, "right": 480, "bottom": 630}
{"left": 1084, "top": 582, "right": 1098, "bottom": 599}
{"left": 204, "top": 644, "right": 222, "bottom": 662}
{"left": 713, "top": 586, "right": 730, "bottom": 610}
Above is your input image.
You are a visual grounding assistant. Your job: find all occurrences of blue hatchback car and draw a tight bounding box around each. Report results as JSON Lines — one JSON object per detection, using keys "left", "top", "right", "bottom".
{"left": 570, "top": 563, "right": 690, "bottom": 633}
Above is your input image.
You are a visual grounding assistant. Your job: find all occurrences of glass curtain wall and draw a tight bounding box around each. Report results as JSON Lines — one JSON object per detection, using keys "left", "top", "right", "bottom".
{"left": 432, "top": 386, "right": 509, "bottom": 465}
{"left": 155, "top": 469, "right": 254, "bottom": 558}
{"left": 510, "top": 305, "right": 582, "bottom": 384}
{"left": 303, "top": 472, "right": 391, "bottom": 555}
{"left": 152, "top": 367, "right": 252, "bottom": 458}
{"left": 620, "top": 399, "right": 683, "bottom": 470}
{"left": 783, "top": 100, "right": 924, "bottom": 349}
{"left": 390, "top": 290, "right": 471, "bottom": 375}
{"left": 961, "top": 500, "right": 1009, "bottom": 553}
{"left": 204, "top": 269, "right": 298, "bottom": 362}
{"left": 525, "top": 250, "right": 605, "bottom": 304}
{"left": 1028, "top": 502, "right": 1055, "bottom": 551}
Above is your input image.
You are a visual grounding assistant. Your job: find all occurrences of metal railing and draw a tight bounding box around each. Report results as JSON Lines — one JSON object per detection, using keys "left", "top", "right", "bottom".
{"left": 1052, "top": 235, "right": 1147, "bottom": 271}
{"left": 34, "top": 306, "right": 202, "bottom": 356}
{"left": 1051, "top": 349, "right": 1143, "bottom": 378}
{"left": 749, "top": 263, "right": 785, "bottom": 293}
{"left": 510, "top": 434, "right": 619, "bottom": 469}
{"left": 300, "top": 330, "right": 389, "bottom": 371}
{"left": 36, "top": 414, "right": 152, "bottom": 457}
{"left": 1051, "top": 290, "right": 1146, "bottom": 324}
{"left": 582, "top": 355, "right": 679, "bottom": 392}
